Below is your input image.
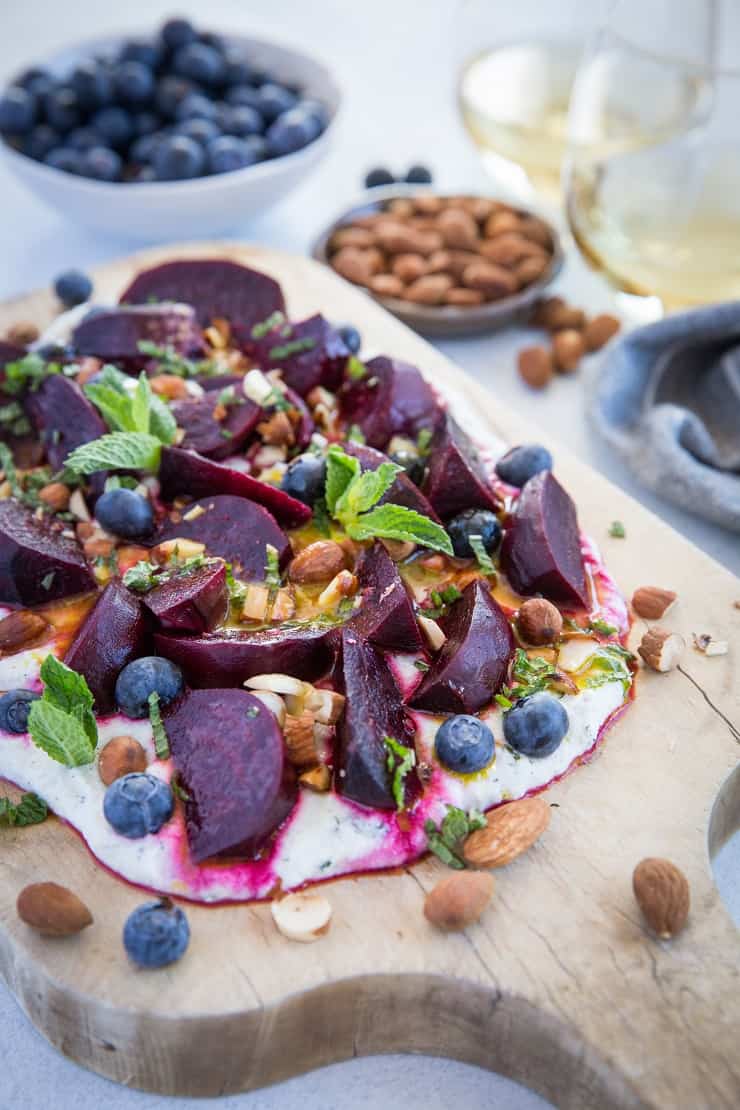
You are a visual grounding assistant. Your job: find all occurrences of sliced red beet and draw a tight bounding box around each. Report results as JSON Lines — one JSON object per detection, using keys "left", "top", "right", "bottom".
{"left": 153, "top": 624, "right": 336, "bottom": 686}
{"left": 338, "top": 357, "right": 445, "bottom": 449}
{"left": 422, "top": 416, "right": 501, "bottom": 520}
{"left": 25, "top": 374, "right": 107, "bottom": 472}
{"left": 282, "top": 385, "right": 314, "bottom": 449}
{"left": 171, "top": 395, "right": 260, "bottom": 460}
{"left": 142, "top": 560, "right": 227, "bottom": 633}
{"left": 334, "top": 628, "right": 418, "bottom": 810}
{"left": 408, "top": 579, "right": 514, "bottom": 714}
{"left": 344, "top": 442, "right": 441, "bottom": 522}
{"left": 157, "top": 494, "right": 290, "bottom": 579}
{"left": 118, "top": 259, "right": 285, "bottom": 347}
{"left": 0, "top": 501, "right": 96, "bottom": 606}
{"left": 349, "top": 542, "right": 422, "bottom": 653}
{"left": 0, "top": 341, "right": 24, "bottom": 370}
{"left": 250, "top": 314, "right": 349, "bottom": 396}
{"left": 500, "top": 470, "right": 589, "bottom": 609}
{"left": 165, "top": 688, "right": 296, "bottom": 863}
{"left": 158, "top": 446, "right": 311, "bottom": 529}
{"left": 64, "top": 578, "right": 149, "bottom": 713}
{"left": 72, "top": 305, "right": 205, "bottom": 370}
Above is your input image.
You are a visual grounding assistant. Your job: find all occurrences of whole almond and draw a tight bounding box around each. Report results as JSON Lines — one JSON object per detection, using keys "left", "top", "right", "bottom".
{"left": 463, "top": 796, "right": 551, "bottom": 868}
{"left": 331, "top": 226, "right": 377, "bottom": 251}
{"left": 632, "top": 586, "right": 677, "bottom": 620}
{"left": 633, "top": 857, "right": 690, "bottom": 938}
{"left": 387, "top": 197, "right": 415, "bottom": 218}
{"left": 517, "top": 216, "right": 554, "bottom": 249}
{"left": 436, "top": 207, "right": 479, "bottom": 251}
{"left": 445, "top": 287, "right": 485, "bottom": 307}
{"left": 462, "top": 261, "right": 518, "bottom": 299}
{"left": 369, "top": 273, "right": 405, "bottom": 298}
{"left": 375, "top": 222, "right": 427, "bottom": 255}
{"left": 404, "top": 274, "right": 453, "bottom": 305}
{"left": 0, "top": 609, "right": 50, "bottom": 653}
{"left": 332, "top": 247, "right": 373, "bottom": 286}
{"left": 413, "top": 194, "right": 444, "bottom": 215}
{"left": 98, "top": 735, "right": 148, "bottom": 786}
{"left": 439, "top": 249, "right": 481, "bottom": 280}
{"left": 17, "top": 882, "right": 93, "bottom": 937}
{"left": 479, "top": 233, "right": 545, "bottom": 267}
{"left": 545, "top": 303, "right": 586, "bottom": 332}
{"left": 289, "top": 540, "right": 347, "bottom": 585}
{"left": 516, "top": 254, "right": 550, "bottom": 286}
{"left": 284, "top": 710, "right": 318, "bottom": 767}
{"left": 584, "top": 313, "right": 621, "bottom": 351}
{"left": 149, "top": 374, "right": 191, "bottom": 400}
{"left": 463, "top": 196, "right": 497, "bottom": 222}
{"left": 38, "top": 482, "right": 71, "bottom": 512}
{"left": 552, "top": 329, "right": 585, "bottom": 373}
{"left": 424, "top": 871, "right": 494, "bottom": 931}
{"left": 484, "top": 210, "right": 521, "bottom": 237}
{"left": 391, "top": 253, "right": 427, "bottom": 283}
{"left": 517, "top": 346, "right": 554, "bottom": 390}
{"left": 426, "top": 249, "right": 454, "bottom": 275}
{"left": 517, "top": 598, "right": 563, "bottom": 644}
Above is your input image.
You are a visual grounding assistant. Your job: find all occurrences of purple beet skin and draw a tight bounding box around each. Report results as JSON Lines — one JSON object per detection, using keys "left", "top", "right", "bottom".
{"left": 64, "top": 578, "right": 149, "bottom": 712}
{"left": 408, "top": 580, "right": 514, "bottom": 714}
{"left": 158, "top": 446, "right": 311, "bottom": 529}
{"left": 344, "top": 442, "right": 441, "bottom": 522}
{"left": 25, "top": 374, "right": 107, "bottom": 472}
{"left": 500, "top": 470, "right": 589, "bottom": 609}
{"left": 0, "top": 501, "right": 96, "bottom": 606}
{"left": 339, "top": 357, "right": 445, "bottom": 449}
{"left": 72, "top": 305, "right": 205, "bottom": 370}
{"left": 157, "top": 495, "right": 290, "bottom": 580}
{"left": 348, "top": 542, "right": 423, "bottom": 653}
{"left": 142, "top": 560, "right": 227, "bottom": 633}
{"left": 423, "top": 416, "right": 501, "bottom": 520}
{"left": 334, "top": 628, "right": 418, "bottom": 810}
{"left": 250, "top": 314, "right": 350, "bottom": 396}
{"left": 165, "top": 688, "right": 297, "bottom": 862}
{"left": 118, "top": 259, "right": 286, "bottom": 348}
{"left": 154, "top": 624, "right": 336, "bottom": 687}
{"left": 0, "top": 341, "right": 24, "bottom": 370}
{"left": 171, "top": 395, "right": 261, "bottom": 460}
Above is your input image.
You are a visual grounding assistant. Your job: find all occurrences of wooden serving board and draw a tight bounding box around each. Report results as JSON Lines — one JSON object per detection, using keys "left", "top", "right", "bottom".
{"left": 0, "top": 244, "right": 738, "bottom": 1109}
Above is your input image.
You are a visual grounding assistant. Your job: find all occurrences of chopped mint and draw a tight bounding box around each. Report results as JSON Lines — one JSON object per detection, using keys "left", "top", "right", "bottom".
{"left": 225, "top": 563, "right": 248, "bottom": 609}
{"left": 0, "top": 400, "right": 31, "bottom": 436}
{"left": 264, "top": 544, "right": 281, "bottom": 590}
{"left": 608, "top": 520, "right": 626, "bottom": 538}
{"left": 250, "top": 311, "right": 286, "bottom": 340}
{"left": 346, "top": 356, "right": 366, "bottom": 381}
{"left": 424, "top": 805, "right": 487, "bottom": 869}
{"left": 0, "top": 792, "right": 48, "bottom": 827}
{"left": 137, "top": 339, "right": 219, "bottom": 379}
{"left": 123, "top": 560, "right": 160, "bottom": 593}
{"left": 469, "top": 535, "right": 495, "bottom": 576}
{"left": 148, "top": 692, "right": 170, "bottom": 760}
{"left": 170, "top": 774, "right": 190, "bottom": 802}
{"left": 1, "top": 353, "right": 61, "bottom": 396}
{"left": 104, "top": 474, "right": 139, "bottom": 492}
{"left": 414, "top": 659, "right": 430, "bottom": 672}
{"left": 416, "top": 428, "right": 433, "bottom": 456}
{"left": 268, "top": 337, "right": 316, "bottom": 360}
{"left": 503, "top": 648, "right": 558, "bottom": 702}
{"left": 588, "top": 618, "right": 618, "bottom": 637}
{"left": 584, "top": 644, "right": 635, "bottom": 694}
{"left": 41, "top": 571, "right": 55, "bottom": 591}
{"left": 347, "top": 423, "right": 366, "bottom": 444}
{"left": 217, "top": 385, "right": 241, "bottom": 408}
{"left": 495, "top": 693, "right": 513, "bottom": 710}
{"left": 311, "top": 497, "right": 331, "bottom": 537}
{"left": 383, "top": 735, "right": 417, "bottom": 811}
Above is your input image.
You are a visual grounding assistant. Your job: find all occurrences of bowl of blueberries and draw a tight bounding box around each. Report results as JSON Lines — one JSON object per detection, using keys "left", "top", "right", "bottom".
{"left": 0, "top": 17, "right": 340, "bottom": 239}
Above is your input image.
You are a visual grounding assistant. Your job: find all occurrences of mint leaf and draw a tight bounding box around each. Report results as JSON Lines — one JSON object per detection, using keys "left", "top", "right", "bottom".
{"left": 584, "top": 644, "right": 634, "bottom": 694}
{"left": 148, "top": 692, "right": 170, "bottom": 760}
{"left": 588, "top": 617, "right": 618, "bottom": 637}
{"left": 608, "top": 520, "right": 626, "bottom": 538}
{"left": 325, "top": 445, "right": 360, "bottom": 513}
{"left": 28, "top": 699, "right": 95, "bottom": 766}
{"left": 424, "top": 805, "right": 487, "bottom": 868}
{"left": 469, "top": 535, "right": 495, "bottom": 575}
{"left": 39, "top": 654, "right": 93, "bottom": 714}
{"left": 335, "top": 461, "right": 401, "bottom": 521}
{"left": 416, "top": 428, "right": 433, "bottom": 456}
{"left": 149, "top": 393, "right": 177, "bottom": 445}
{"left": 265, "top": 543, "right": 281, "bottom": 589}
{"left": 0, "top": 792, "right": 48, "bottom": 827}
{"left": 65, "top": 432, "right": 162, "bottom": 475}
{"left": 250, "top": 310, "right": 285, "bottom": 339}
{"left": 0, "top": 399, "right": 31, "bottom": 436}
{"left": 268, "top": 337, "right": 316, "bottom": 360}
{"left": 84, "top": 382, "right": 138, "bottom": 432}
{"left": 131, "top": 372, "right": 151, "bottom": 432}
{"left": 347, "top": 356, "right": 366, "bottom": 381}
{"left": 123, "top": 559, "right": 159, "bottom": 592}
{"left": 346, "top": 503, "right": 453, "bottom": 555}
{"left": 507, "top": 648, "right": 557, "bottom": 700}
{"left": 2, "top": 354, "right": 61, "bottom": 396}
{"left": 383, "top": 735, "right": 416, "bottom": 811}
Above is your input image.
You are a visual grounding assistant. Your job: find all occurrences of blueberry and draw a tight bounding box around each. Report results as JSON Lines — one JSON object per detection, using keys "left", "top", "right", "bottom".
{"left": 54, "top": 268, "right": 93, "bottom": 307}
{"left": 256, "top": 82, "right": 297, "bottom": 124}
{"left": 95, "top": 487, "right": 154, "bottom": 538}
{"left": 132, "top": 165, "right": 156, "bottom": 183}
{"left": 298, "top": 98, "right": 328, "bottom": 132}
{"left": 223, "top": 104, "right": 262, "bottom": 137}
{"left": 23, "top": 124, "right": 60, "bottom": 160}
{"left": 435, "top": 714, "right": 494, "bottom": 774}
{"left": 225, "top": 85, "right": 262, "bottom": 111}
{"left": 152, "top": 134, "right": 206, "bottom": 180}
{"left": 173, "top": 42, "right": 223, "bottom": 87}
{"left": 44, "top": 146, "right": 82, "bottom": 174}
{"left": 389, "top": 448, "right": 425, "bottom": 487}
{"left": 265, "top": 109, "right": 314, "bottom": 157}
{"left": 35, "top": 341, "right": 74, "bottom": 360}
{"left": 280, "top": 453, "right": 327, "bottom": 506}
{"left": 130, "top": 131, "right": 163, "bottom": 163}
{"left": 222, "top": 47, "right": 254, "bottom": 87}
{"left": 174, "top": 92, "right": 217, "bottom": 122}
{"left": 503, "top": 692, "right": 569, "bottom": 758}
{"left": 160, "top": 17, "right": 197, "bottom": 51}
{"left": 206, "top": 135, "right": 261, "bottom": 174}
{"left": 198, "top": 31, "right": 226, "bottom": 53}
{"left": 120, "top": 39, "right": 164, "bottom": 71}
{"left": 91, "top": 106, "right": 134, "bottom": 150}
{"left": 17, "top": 67, "right": 52, "bottom": 95}
{"left": 239, "top": 134, "right": 267, "bottom": 164}
{"left": 364, "top": 166, "right": 395, "bottom": 189}
{"left": 71, "top": 61, "right": 114, "bottom": 111}
{"left": 0, "top": 86, "right": 37, "bottom": 134}
{"left": 447, "top": 509, "right": 502, "bottom": 560}
{"left": 131, "top": 110, "right": 160, "bottom": 137}
{"left": 175, "top": 117, "right": 219, "bottom": 145}
{"left": 494, "top": 444, "right": 553, "bottom": 488}
{"left": 0, "top": 689, "right": 40, "bottom": 734}
{"left": 115, "top": 656, "right": 184, "bottom": 719}
{"left": 67, "top": 127, "right": 101, "bottom": 151}
{"left": 79, "top": 145, "right": 122, "bottom": 182}
{"left": 114, "top": 61, "right": 155, "bottom": 106}
{"left": 155, "top": 76, "right": 194, "bottom": 119}
{"left": 123, "top": 898, "right": 190, "bottom": 968}
{"left": 104, "top": 773, "right": 174, "bottom": 838}
{"left": 43, "top": 87, "right": 81, "bottom": 133}
{"left": 337, "top": 323, "right": 361, "bottom": 354}
{"left": 405, "top": 164, "right": 433, "bottom": 184}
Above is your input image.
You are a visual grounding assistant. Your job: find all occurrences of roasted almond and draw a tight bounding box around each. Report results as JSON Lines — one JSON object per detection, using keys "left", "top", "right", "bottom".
{"left": 517, "top": 346, "right": 554, "bottom": 390}
{"left": 445, "top": 287, "right": 485, "bottom": 307}
{"left": 149, "top": 374, "right": 191, "bottom": 400}
{"left": 332, "top": 247, "right": 374, "bottom": 285}
{"left": 632, "top": 586, "right": 677, "bottom": 620}
{"left": 17, "top": 882, "right": 93, "bottom": 937}
{"left": 369, "top": 273, "right": 405, "bottom": 298}
{"left": 484, "top": 209, "right": 521, "bottom": 237}
{"left": 289, "top": 541, "right": 346, "bottom": 585}
{"left": 633, "top": 857, "right": 689, "bottom": 939}
{"left": 479, "top": 232, "right": 545, "bottom": 267}
{"left": 583, "top": 313, "right": 621, "bottom": 351}
{"left": 331, "top": 226, "right": 377, "bottom": 250}
{"left": 463, "top": 796, "right": 551, "bottom": 868}
{"left": 552, "top": 328, "right": 585, "bottom": 373}
{"left": 391, "top": 252, "right": 427, "bottom": 283}
{"left": 403, "top": 274, "right": 453, "bottom": 305}
{"left": 0, "top": 609, "right": 50, "bottom": 653}
{"left": 462, "top": 261, "right": 518, "bottom": 299}
{"left": 38, "top": 482, "right": 71, "bottom": 512}
{"left": 638, "top": 626, "right": 684, "bottom": 672}
{"left": 283, "top": 711, "right": 318, "bottom": 768}
{"left": 299, "top": 764, "right": 332, "bottom": 792}
{"left": 98, "top": 735, "right": 148, "bottom": 785}
{"left": 423, "top": 871, "right": 494, "bottom": 931}
{"left": 517, "top": 598, "right": 563, "bottom": 644}
{"left": 436, "top": 207, "right": 479, "bottom": 251}
{"left": 271, "top": 890, "right": 333, "bottom": 942}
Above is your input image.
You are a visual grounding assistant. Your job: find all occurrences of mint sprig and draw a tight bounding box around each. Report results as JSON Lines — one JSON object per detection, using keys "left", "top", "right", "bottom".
{"left": 383, "top": 735, "right": 416, "bottom": 811}
{"left": 65, "top": 431, "right": 163, "bottom": 475}
{"left": 0, "top": 792, "right": 48, "bottom": 827}
{"left": 424, "top": 805, "right": 487, "bottom": 869}
{"left": 27, "top": 655, "right": 98, "bottom": 766}
{"left": 469, "top": 535, "right": 495, "bottom": 575}
{"left": 1, "top": 353, "right": 61, "bottom": 396}
{"left": 85, "top": 366, "right": 176, "bottom": 446}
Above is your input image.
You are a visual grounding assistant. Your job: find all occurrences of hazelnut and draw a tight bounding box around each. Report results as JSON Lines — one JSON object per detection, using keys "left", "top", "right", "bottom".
{"left": 517, "top": 346, "right": 554, "bottom": 390}
{"left": 98, "top": 735, "right": 148, "bottom": 785}
{"left": 552, "top": 329, "right": 585, "bottom": 373}
{"left": 517, "top": 598, "right": 563, "bottom": 644}
{"left": 583, "top": 313, "right": 621, "bottom": 351}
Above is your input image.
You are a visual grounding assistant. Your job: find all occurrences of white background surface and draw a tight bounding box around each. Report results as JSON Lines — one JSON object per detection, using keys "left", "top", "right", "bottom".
{"left": 0, "top": 2, "right": 737, "bottom": 1108}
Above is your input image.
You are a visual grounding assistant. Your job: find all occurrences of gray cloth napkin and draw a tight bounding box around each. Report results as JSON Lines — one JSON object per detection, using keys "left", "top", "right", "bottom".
{"left": 590, "top": 302, "right": 740, "bottom": 533}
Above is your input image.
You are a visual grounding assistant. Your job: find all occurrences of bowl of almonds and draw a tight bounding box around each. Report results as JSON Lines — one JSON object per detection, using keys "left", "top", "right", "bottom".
{"left": 313, "top": 185, "right": 563, "bottom": 336}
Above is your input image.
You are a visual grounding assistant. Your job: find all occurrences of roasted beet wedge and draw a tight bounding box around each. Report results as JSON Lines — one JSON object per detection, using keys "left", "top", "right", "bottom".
{"left": 25, "top": 375, "right": 107, "bottom": 472}
{"left": 157, "top": 495, "right": 290, "bottom": 580}
{"left": 153, "top": 624, "right": 336, "bottom": 686}
{"left": 500, "top": 470, "right": 589, "bottom": 609}
{"left": 423, "top": 416, "right": 501, "bottom": 520}
{"left": 339, "top": 357, "right": 445, "bottom": 449}
{"left": 0, "top": 501, "right": 96, "bottom": 606}
{"left": 344, "top": 442, "right": 441, "bottom": 522}
{"left": 409, "top": 580, "right": 514, "bottom": 714}
{"left": 0, "top": 341, "right": 24, "bottom": 370}
{"left": 334, "top": 628, "right": 418, "bottom": 810}
{"left": 72, "top": 305, "right": 204, "bottom": 370}
{"left": 171, "top": 395, "right": 261, "bottom": 460}
{"left": 165, "top": 688, "right": 297, "bottom": 863}
{"left": 118, "top": 259, "right": 285, "bottom": 347}
{"left": 158, "top": 446, "right": 311, "bottom": 529}
{"left": 349, "top": 542, "right": 422, "bottom": 653}
{"left": 282, "top": 386, "right": 314, "bottom": 449}
{"left": 142, "top": 560, "right": 227, "bottom": 633}
{"left": 64, "top": 578, "right": 149, "bottom": 712}
{"left": 250, "top": 314, "right": 350, "bottom": 396}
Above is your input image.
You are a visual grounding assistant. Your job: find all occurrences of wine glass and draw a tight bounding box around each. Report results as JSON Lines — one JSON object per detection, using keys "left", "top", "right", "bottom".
{"left": 564, "top": 0, "right": 740, "bottom": 312}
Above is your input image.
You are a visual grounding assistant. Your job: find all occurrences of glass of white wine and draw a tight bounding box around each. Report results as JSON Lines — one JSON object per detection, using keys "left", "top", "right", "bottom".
{"left": 564, "top": 0, "right": 740, "bottom": 310}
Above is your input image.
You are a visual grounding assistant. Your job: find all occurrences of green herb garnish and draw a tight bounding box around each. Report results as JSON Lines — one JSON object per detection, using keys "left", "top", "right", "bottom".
{"left": 416, "top": 428, "right": 433, "bottom": 456}
{"left": 85, "top": 366, "right": 176, "bottom": 445}
{"left": 1, "top": 353, "right": 62, "bottom": 396}
{"left": 263, "top": 386, "right": 291, "bottom": 413}
{"left": 264, "top": 544, "right": 281, "bottom": 590}
{"left": 608, "top": 520, "right": 626, "bottom": 538}
{"left": 148, "top": 692, "right": 170, "bottom": 760}
{"left": 383, "top": 735, "right": 416, "bottom": 811}
{"left": 468, "top": 535, "right": 495, "bottom": 575}
{"left": 311, "top": 496, "right": 331, "bottom": 537}
{"left": 414, "top": 659, "right": 430, "bottom": 672}
{"left": 424, "top": 805, "right": 487, "bottom": 869}
{"left": 584, "top": 644, "right": 635, "bottom": 694}
{"left": 170, "top": 773, "right": 191, "bottom": 802}
{"left": 501, "top": 647, "right": 558, "bottom": 703}
{"left": 27, "top": 656, "right": 97, "bottom": 766}
{"left": 0, "top": 792, "right": 48, "bottom": 827}
{"left": 268, "top": 337, "right": 316, "bottom": 360}
{"left": 137, "top": 340, "right": 219, "bottom": 379}
{"left": 65, "top": 431, "right": 163, "bottom": 475}
{"left": 423, "top": 584, "right": 463, "bottom": 619}
{"left": 347, "top": 423, "right": 365, "bottom": 444}
{"left": 0, "top": 400, "right": 31, "bottom": 436}
{"left": 346, "top": 356, "right": 366, "bottom": 381}
{"left": 250, "top": 311, "right": 286, "bottom": 340}
{"left": 588, "top": 618, "right": 618, "bottom": 637}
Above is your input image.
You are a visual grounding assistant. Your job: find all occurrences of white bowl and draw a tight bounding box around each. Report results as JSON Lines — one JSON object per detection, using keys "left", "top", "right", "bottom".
{"left": 0, "top": 31, "right": 341, "bottom": 241}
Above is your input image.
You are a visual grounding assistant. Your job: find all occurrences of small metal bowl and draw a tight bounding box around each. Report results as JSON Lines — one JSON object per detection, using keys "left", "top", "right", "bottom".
{"left": 311, "top": 184, "right": 564, "bottom": 337}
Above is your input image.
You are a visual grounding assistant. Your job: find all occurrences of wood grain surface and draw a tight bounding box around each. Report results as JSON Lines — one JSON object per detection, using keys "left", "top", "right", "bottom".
{"left": 0, "top": 244, "right": 738, "bottom": 1109}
